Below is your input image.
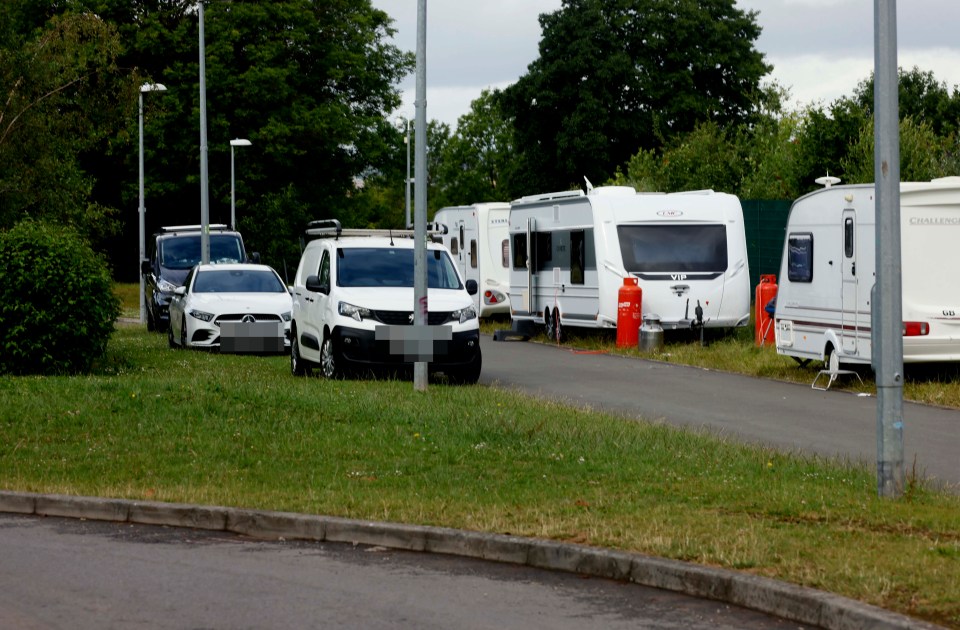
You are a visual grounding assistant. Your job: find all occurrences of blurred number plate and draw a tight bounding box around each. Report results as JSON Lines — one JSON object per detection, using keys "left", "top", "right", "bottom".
{"left": 221, "top": 321, "right": 284, "bottom": 353}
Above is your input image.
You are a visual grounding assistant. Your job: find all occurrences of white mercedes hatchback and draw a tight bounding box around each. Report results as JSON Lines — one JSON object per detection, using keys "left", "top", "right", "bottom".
{"left": 168, "top": 263, "right": 292, "bottom": 353}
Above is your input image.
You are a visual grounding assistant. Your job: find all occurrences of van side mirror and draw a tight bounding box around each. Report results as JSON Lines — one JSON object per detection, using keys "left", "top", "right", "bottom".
{"left": 140, "top": 260, "right": 152, "bottom": 275}
{"left": 465, "top": 279, "right": 478, "bottom": 296}
{"left": 305, "top": 274, "right": 329, "bottom": 295}
{"left": 249, "top": 252, "right": 261, "bottom": 264}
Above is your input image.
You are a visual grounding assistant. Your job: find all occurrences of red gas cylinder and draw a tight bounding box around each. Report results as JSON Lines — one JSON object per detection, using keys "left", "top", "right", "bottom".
{"left": 617, "top": 277, "right": 642, "bottom": 348}
{"left": 754, "top": 274, "right": 778, "bottom": 346}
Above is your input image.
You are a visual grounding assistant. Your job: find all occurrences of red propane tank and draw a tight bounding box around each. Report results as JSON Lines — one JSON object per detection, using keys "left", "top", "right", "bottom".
{"left": 754, "top": 274, "right": 778, "bottom": 346}
{"left": 617, "top": 277, "right": 642, "bottom": 348}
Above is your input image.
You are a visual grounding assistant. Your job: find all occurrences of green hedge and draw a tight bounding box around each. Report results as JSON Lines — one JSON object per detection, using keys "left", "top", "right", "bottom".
{"left": 0, "top": 220, "right": 119, "bottom": 375}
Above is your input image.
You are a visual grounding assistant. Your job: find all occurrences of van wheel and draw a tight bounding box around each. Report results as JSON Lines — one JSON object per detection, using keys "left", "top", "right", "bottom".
{"left": 146, "top": 308, "right": 156, "bottom": 332}
{"left": 290, "top": 335, "right": 313, "bottom": 377}
{"left": 447, "top": 348, "right": 482, "bottom": 385}
{"left": 544, "top": 308, "right": 562, "bottom": 343}
{"left": 320, "top": 334, "right": 344, "bottom": 379}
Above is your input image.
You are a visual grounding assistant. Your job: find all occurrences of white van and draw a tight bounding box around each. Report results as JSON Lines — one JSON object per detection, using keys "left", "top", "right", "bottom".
{"left": 775, "top": 177, "right": 960, "bottom": 368}
{"left": 508, "top": 186, "right": 751, "bottom": 339}
{"left": 290, "top": 220, "right": 481, "bottom": 383}
{"left": 434, "top": 203, "right": 511, "bottom": 318}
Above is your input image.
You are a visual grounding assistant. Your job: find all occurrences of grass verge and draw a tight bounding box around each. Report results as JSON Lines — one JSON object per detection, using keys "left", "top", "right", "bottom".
{"left": 1, "top": 323, "right": 959, "bottom": 628}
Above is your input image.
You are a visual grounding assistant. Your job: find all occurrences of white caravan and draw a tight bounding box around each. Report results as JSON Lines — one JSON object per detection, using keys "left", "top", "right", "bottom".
{"left": 507, "top": 186, "right": 751, "bottom": 338}
{"left": 434, "top": 202, "right": 512, "bottom": 318}
{"left": 774, "top": 177, "right": 960, "bottom": 368}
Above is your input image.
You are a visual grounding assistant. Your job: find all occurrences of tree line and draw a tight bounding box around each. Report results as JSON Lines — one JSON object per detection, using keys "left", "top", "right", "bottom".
{"left": 2, "top": 0, "right": 959, "bottom": 281}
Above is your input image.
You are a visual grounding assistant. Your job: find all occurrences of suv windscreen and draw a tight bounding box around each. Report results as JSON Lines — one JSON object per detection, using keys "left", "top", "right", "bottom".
{"left": 160, "top": 234, "right": 245, "bottom": 269}
{"left": 336, "top": 247, "right": 462, "bottom": 289}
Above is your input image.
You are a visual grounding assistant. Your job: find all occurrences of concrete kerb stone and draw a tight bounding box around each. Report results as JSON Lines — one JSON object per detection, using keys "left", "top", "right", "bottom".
{"left": 0, "top": 491, "right": 945, "bottom": 630}
{"left": 128, "top": 500, "right": 229, "bottom": 531}
{"left": 36, "top": 494, "right": 130, "bottom": 522}
{"left": 0, "top": 490, "right": 37, "bottom": 514}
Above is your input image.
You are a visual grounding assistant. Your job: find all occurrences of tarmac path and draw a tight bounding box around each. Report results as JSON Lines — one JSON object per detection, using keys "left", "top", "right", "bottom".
{"left": 479, "top": 336, "right": 960, "bottom": 490}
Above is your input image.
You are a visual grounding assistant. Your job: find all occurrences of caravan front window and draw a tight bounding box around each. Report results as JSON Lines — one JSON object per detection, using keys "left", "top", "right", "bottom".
{"left": 617, "top": 224, "right": 727, "bottom": 272}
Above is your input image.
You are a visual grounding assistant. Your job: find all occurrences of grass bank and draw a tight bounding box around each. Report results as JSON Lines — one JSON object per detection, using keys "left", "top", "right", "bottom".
{"left": 1, "top": 322, "right": 959, "bottom": 628}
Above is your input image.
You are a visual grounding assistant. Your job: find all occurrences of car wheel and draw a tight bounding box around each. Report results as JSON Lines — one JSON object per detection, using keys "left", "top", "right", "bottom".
{"left": 320, "top": 334, "right": 344, "bottom": 379}
{"left": 447, "top": 347, "right": 482, "bottom": 385}
{"left": 167, "top": 321, "right": 177, "bottom": 349}
{"left": 291, "top": 335, "right": 313, "bottom": 377}
{"left": 180, "top": 317, "right": 188, "bottom": 348}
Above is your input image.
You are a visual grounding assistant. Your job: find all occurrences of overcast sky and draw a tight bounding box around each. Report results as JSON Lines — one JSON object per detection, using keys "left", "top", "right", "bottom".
{"left": 369, "top": 0, "right": 960, "bottom": 129}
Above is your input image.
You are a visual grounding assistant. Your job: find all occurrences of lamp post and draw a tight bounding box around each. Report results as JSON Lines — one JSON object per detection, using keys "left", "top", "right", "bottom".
{"left": 229, "top": 138, "right": 252, "bottom": 230}
{"left": 138, "top": 82, "right": 167, "bottom": 325}
{"left": 395, "top": 116, "right": 412, "bottom": 229}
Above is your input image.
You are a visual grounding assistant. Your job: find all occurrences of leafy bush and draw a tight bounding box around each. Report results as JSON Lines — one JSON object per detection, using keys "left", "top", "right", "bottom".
{"left": 0, "top": 220, "right": 119, "bottom": 375}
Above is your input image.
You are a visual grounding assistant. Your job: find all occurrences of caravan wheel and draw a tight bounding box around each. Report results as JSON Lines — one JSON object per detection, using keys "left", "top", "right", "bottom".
{"left": 544, "top": 308, "right": 562, "bottom": 343}
{"left": 824, "top": 344, "right": 840, "bottom": 373}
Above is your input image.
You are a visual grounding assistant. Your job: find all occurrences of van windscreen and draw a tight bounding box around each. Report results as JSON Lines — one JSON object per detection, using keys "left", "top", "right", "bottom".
{"left": 617, "top": 224, "right": 728, "bottom": 273}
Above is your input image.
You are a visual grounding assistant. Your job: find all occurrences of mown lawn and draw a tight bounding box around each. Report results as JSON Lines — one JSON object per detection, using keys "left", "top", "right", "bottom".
{"left": 1, "top": 318, "right": 958, "bottom": 628}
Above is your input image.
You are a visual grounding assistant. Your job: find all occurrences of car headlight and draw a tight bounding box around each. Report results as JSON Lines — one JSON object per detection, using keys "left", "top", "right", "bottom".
{"left": 189, "top": 309, "right": 214, "bottom": 322}
{"left": 339, "top": 301, "right": 372, "bottom": 322}
{"left": 281, "top": 311, "right": 292, "bottom": 322}
{"left": 452, "top": 305, "right": 477, "bottom": 324}
{"left": 158, "top": 279, "right": 178, "bottom": 293}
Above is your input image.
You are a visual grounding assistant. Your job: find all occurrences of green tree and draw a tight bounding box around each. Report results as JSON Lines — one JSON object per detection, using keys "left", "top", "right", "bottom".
{"left": 0, "top": 8, "right": 132, "bottom": 244}
{"left": 840, "top": 116, "right": 954, "bottom": 184}
{"left": 433, "top": 89, "right": 517, "bottom": 207}
{"left": 500, "top": 0, "right": 771, "bottom": 193}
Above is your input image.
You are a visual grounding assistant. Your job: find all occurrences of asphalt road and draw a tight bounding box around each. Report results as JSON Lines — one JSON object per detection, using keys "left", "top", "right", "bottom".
{"left": 479, "top": 335, "right": 960, "bottom": 490}
{"left": 0, "top": 513, "right": 806, "bottom": 630}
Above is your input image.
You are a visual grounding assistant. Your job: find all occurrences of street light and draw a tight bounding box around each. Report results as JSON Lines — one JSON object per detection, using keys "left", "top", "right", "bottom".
{"left": 395, "top": 116, "right": 412, "bottom": 228}
{"left": 229, "top": 138, "right": 252, "bottom": 230}
{"left": 139, "top": 81, "right": 167, "bottom": 325}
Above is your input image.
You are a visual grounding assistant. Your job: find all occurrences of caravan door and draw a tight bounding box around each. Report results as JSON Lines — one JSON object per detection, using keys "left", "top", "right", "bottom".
{"left": 841, "top": 209, "right": 860, "bottom": 355}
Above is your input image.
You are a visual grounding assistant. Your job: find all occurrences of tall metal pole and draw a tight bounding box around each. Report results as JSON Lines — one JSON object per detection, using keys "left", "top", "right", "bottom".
{"left": 138, "top": 83, "right": 166, "bottom": 325}
{"left": 230, "top": 143, "right": 236, "bottom": 230}
{"left": 413, "top": 0, "right": 428, "bottom": 391}
{"left": 405, "top": 119, "right": 412, "bottom": 229}
{"left": 199, "top": 1, "right": 210, "bottom": 264}
{"left": 138, "top": 91, "right": 146, "bottom": 324}
{"left": 228, "top": 138, "right": 252, "bottom": 231}
{"left": 873, "top": 0, "right": 905, "bottom": 498}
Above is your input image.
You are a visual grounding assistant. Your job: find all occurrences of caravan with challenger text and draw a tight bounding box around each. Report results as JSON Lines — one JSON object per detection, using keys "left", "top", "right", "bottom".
{"left": 774, "top": 177, "right": 960, "bottom": 369}
{"left": 507, "top": 186, "right": 751, "bottom": 340}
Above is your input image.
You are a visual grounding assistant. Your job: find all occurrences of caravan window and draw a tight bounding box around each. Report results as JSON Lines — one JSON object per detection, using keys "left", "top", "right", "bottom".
{"left": 844, "top": 218, "right": 854, "bottom": 258}
{"left": 617, "top": 225, "right": 727, "bottom": 272}
{"left": 570, "top": 230, "right": 586, "bottom": 284}
{"left": 470, "top": 240, "right": 478, "bottom": 269}
{"left": 787, "top": 233, "right": 814, "bottom": 283}
{"left": 501, "top": 239, "right": 509, "bottom": 268}
{"left": 512, "top": 233, "right": 527, "bottom": 270}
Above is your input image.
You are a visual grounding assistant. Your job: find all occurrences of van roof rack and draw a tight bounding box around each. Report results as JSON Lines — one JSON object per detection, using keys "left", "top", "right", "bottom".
{"left": 304, "top": 219, "right": 448, "bottom": 241}
{"left": 157, "top": 224, "right": 230, "bottom": 233}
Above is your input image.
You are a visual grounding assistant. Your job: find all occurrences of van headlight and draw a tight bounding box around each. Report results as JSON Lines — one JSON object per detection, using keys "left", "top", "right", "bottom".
{"left": 158, "top": 279, "right": 178, "bottom": 294}
{"left": 339, "top": 301, "right": 372, "bottom": 322}
{"left": 452, "top": 305, "right": 477, "bottom": 324}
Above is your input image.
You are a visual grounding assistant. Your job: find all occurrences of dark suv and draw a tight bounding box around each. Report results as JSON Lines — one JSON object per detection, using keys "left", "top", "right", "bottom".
{"left": 141, "top": 224, "right": 257, "bottom": 332}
